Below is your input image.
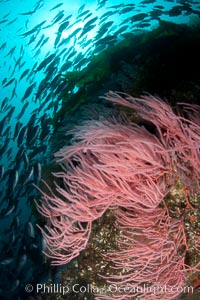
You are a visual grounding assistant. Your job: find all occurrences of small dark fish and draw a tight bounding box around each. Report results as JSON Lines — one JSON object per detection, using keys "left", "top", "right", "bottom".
{"left": 51, "top": 10, "right": 64, "bottom": 24}
{"left": 79, "top": 24, "right": 96, "bottom": 38}
{"left": 83, "top": 12, "right": 93, "bottom": 21}
{"left": 6, "top": 17, "right": 17, "bottom": 25}
{"left": 62, "top": 14, "right": 73, "bottom": 23}
{"left": 97, "top": 0, "right": 108, "bottom": 10}
{"left": 54, "top": 81, "right": 68, "bottom": 95}
{"left": 1, "top": 202, "right": 16, "bottom": 217}
{"left": 1, "top": 97, "right": 9, "bottom": 112}
{"left": 11, "top": 56, "right": 23, "bottom": 76}
{"left": 0, "top": 42, "right": 7, "bottom": 51}
{"left": 9, "top": 169, "right": 18, "bottom": 192}
{"left": 0, "top": 165, "right": 4, "bottom": 180}
{"left": 33, "top": 34, "right": 45, "bottom": 50}
{"left": 120, "top": 6, "right": 135, "bottom": 14}
{"left": 19, "top": 10, "right": 36, "bottom": 15}
{"left": 46, "top": 55, "right": 60, "bottom": 72}
{"left": 50, "top": 74, "right": 61, "bottom": 89}
{"left": 0, "top": 137, "right": 9, "bottom": 158}
{"left": 50, "top": 2, "right": 63, "bottom": 11}
{"left": 0, "top": 19, "right": 8, "bottom": 24}
{"left": 36, "top": 53, "right": 56, "bottom": 71}
{"left": 3, "top": 78, "right": 15, "bottom": 87}
{"left": 42, "top": 93, "right": 52, "bottom": 106}
{"left": 13, "top": 121, "right": 22, "bottom": 139}
{"left": 2, "top": 78, "right": 7, "bottom": 85}
{"left": 18, "top": 254, "right": 27, "bottom": 273}
{"left": 2, "top": 125, "right": 11, "bottom": 137}
{"left": 21, "top": 82, "right": 36, "bottom": 102}
{"left": 45, "top": 67, "right": 57, "bottom": 82}
{"left": 95, "top": 35, "right": 117, "bottom": 46}
{"left": 95, "top": 21, "right": 114, "bottom": 40}
{"left": 114, "top": 25, "right": 129, "bottom": 36}
{"left": 100, "top": 10, "right": 116, "bottom": 20}
{"left": 168, "top": 6, "right": 183, "bottom": 17}
{"left": 149, "top": 8, "right": 163, "bottom": 20}
{"left": 11, "top": 216, "right": 20, "bottom": 230}
{"left": 0, "top": 257, "right": 14, "bottom": 266}
{"left": 78, "top": 4, "right": 86, "bottom": 15}
{"left": 3, "top": 12, "right": 10, "bottom": 19}
{"left": 27, "top": 33, "right": 38, "bottom": 45}
{"left": 140, "top": 0, "right": 156, "bottom": 3}
{"left": 135, "top": 22, "right": 151, "bottom": 28}
{"left": 27, "top": 221, "right": 35, "bottom": 238}
{"left": 54, "top": 33, "right": 62, "bottom": 48}
{"left": 1, "top": 204, "right": 16, "bottom": 217}
{"left": 11, "top": 81, "right": 17, "bottom": 99}
{"left": 35, "top": 79, "right": 48, "bottom": 100}
{"left": 15, "top": 148, "right": 25, "bottom": 165}
{"left": 78, "top": 9, "right": 90, "bottom": 18}
{"left": 22, "top": 166, "right": 34, "bottom": 184}
{"left": 59, "top": 61, "right": 73, "bottom": 73}
{"left": 19, "top": 68, "right": 30, "bottom": 81}
{"left": 53, "top": 14, "right": 65, "bottom": 25}
{"left": 34, "top": 162, "right": 41, "bottom": 185}
{"left": 0, "top": 116, "right": 8, "bottom": 135}
{"left": 66, "top": 49, "right": 77, "bottom": 60}
{"left": 16, "top": 102, "right": 29, "bottom": 120}
{"left": 130, "top": 13, "right": 149, "bottom": 22}
{"left": 20, "top": 45, "right": 24, "bottom": 56}
{"left": 56, "top": 47, "right": 67, "bottom": 57}
{"left": 39, "top": 36, "right": 49, "bottom": 48}
{"left": 20, "top": 21, "right": 46, "bottom": 37}
{"left": 69, "top": 27, "right": 82, "bottom": 39}
{"left": 40, "top": 113, "right": 48, "bottom": 127}
{"left": 36, "top": 75, "right": 50, "bottom": 95}
{"left": 30, "top": 145, "right": 47, "bottom": 159}
{"left": 17, "top": 125, "right": 28, "bottom": 146}
{"left": 40, "top": 235, "right": 48, "bottom": 251}
{"left": 22, "top": 151, "right": 29, "bottom": 171}
{"left": 84, "top": 16, "right": 98, "bottom": 28}
{"left": 26, "top": 125, "right": 40, "bottom": 145}
{"left": 73, "top": 52, "right": 84, "bottom": 65}
{"left": 33, "top": 0, "right": 44, "bottom": 11}
{"left": 154, "top": 5, "right": 164, "bottom": 9}
{"left": 109, "top": 4, "right": 122, "bottom": 9}
{"left": 6, "top": 147, "right": 12, "bottom": 159}
{"left": 39, "top": 124, "right": 51, "bottom": 142}
{"left": 4, "top": 46, "right": 16, "bottom": 58}
{"left": 74, "top": 57, "right": 88, "bottom": 70}
{"left": 19, "top": 61, "right": 26, "bottom": 70}
{"left": 57, "top": 21, "right": 70, "bottom": 34}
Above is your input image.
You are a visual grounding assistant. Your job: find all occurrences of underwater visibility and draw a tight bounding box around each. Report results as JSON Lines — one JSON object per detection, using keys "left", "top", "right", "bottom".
{"left": 0, "top": 0, "right": 200, "bottom": 299}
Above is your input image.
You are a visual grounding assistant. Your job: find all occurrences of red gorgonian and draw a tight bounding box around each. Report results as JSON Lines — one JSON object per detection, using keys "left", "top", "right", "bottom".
{"left": 36, "top": 91, "right": 200, "bottom": 299}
